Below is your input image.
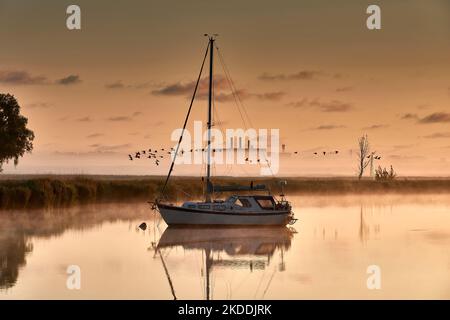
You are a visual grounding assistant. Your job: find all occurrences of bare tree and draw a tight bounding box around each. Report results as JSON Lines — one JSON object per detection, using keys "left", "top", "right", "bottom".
{"left": 357, "top": 134, "right": 370, "bottom": 180}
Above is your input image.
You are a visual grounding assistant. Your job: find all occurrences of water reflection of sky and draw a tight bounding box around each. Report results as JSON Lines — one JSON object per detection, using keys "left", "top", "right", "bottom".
{"left": 1, "top": 194, "right": 449, "bottom": 299}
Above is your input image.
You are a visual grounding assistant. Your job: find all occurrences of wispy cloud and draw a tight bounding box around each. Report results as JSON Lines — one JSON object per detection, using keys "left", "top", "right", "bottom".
{"left": 86, "top": 133, "right": 104, "bottom": 138}
{"left": 311, "top": 124, "right": 346, "bottom": 130}
{"left": 105, "top": 80, "right": 152, "bottom": 89}
{"left": 258, "top": 70, "right": 321, "bottom": 81}
{"left": 311, "top": 99, "right": 353, "bottom": 112}
{"left": 286, "top": 98, "right": 308, "bottom": 108}
{"left": 388, "top": 154, "right": 425, "bottom": 160}
{"left": 132, "top": 111, "right": 143, "bottom": 117}
{"left": 423, "top": 132, "right": 450, "bottom": 139}
{"left": 0, "top": 70, "right": 47, "bottom": 85}
{"left": 25, "top": 102, "right": 52, "bottom": 109}
{"left": 212, "top": 89, "right": 250, "bottom": 102}
{"left": 393, "top": 144, "right": 415, "bottom": 150}
{"left": 336, "top": 86, "right": 353, "bottom": 92}
{"left": 56, "top": 74, "right": 82, "bottom": 85}
{"left": 107, "top": 116, "right": 132, "bottom": 122}
{"left": 418, "top": 112, "right": 450, "bottom": 124}
{"left": 152, "top": 76, "right": 284, "bottom": 102}
{"left": 76, "top": 116, "right": 92, "bottom": 122}
{"left": 287, "top": 98, "right": 353, "bottom": 112}
{"left": 89, "top": 143, "right": 132, "bottom": 153}
{"left": 105, "top": 81, "right": 125, "bottom": 89}
{"left": 363, "top": 124, "right": 389, "bottom": 130}
{"left": 152, "top": 76, "right": 227, "bottom": 97}
{"left": 400, "top": 113, "right": 419, "bottom": 120}
{"left": 254, "top": 91, "right": 286, "bottom": 101}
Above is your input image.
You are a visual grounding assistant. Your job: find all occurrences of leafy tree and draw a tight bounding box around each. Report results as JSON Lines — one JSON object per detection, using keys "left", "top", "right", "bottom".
{"left": 0, "top": 94, "right": 35, "bottom": 172}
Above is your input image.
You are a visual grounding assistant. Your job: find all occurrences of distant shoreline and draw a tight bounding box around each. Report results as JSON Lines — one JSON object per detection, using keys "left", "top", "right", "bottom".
{"left": 1, "top": 175, "right": 449, "bottom": 210}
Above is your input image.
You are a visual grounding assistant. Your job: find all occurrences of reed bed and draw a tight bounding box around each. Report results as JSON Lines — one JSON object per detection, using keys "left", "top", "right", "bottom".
{"left": 0, "top": 176, "right": 449, "bottom": 210}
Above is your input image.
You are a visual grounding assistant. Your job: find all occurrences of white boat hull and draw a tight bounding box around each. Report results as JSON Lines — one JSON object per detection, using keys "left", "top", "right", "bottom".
{"left": 157, "top": 204, "right": 292, "bottom": 226}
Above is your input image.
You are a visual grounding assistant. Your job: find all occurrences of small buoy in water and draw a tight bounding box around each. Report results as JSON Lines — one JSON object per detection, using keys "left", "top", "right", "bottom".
{"left": 138, "top": 222, "right": 147, "bottom": 231}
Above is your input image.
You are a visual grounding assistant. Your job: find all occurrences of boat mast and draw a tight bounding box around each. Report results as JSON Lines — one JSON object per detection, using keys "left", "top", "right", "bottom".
{"left": 206, "top": 35, "right": 215, "bottom": 203}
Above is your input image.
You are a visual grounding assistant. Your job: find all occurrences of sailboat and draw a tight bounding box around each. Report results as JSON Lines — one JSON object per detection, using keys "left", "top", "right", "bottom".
{"left": 155, "top": 35, "right": 296, "bottom": 226}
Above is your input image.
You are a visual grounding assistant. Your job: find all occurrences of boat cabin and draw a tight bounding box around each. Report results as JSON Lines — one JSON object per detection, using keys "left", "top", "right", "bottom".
{"left": 182, "top": 195, "right": 290, "bottom": 212}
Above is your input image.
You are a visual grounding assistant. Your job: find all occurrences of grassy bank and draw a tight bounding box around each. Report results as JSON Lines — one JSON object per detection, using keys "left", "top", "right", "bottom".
{"left": 0, "top": 175, "right": 449, "bottom": 210}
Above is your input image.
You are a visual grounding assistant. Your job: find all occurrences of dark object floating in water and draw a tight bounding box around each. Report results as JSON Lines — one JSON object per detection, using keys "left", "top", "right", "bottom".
{"left": 138, "top": 222, "right": 147, "bottom": 230}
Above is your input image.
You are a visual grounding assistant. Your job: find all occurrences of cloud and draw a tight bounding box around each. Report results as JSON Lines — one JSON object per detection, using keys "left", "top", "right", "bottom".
{"left": 152, "top": 76, "right": 227, "bottom": 97}
{"left": 418, "top": 112, "right": 450, "bottom": 124}
{"left": 89, "top": 143, "right": 132, "bottom": 152}
{"left": 107, "top": 116, "right": 132, "bottom": 122}
{"left": 76, "top": 116, "right": 92, "bottom": 122}
{"left": 210, "top": 89, "right": 251, "bottom": 102}
{"left": 287, "top": 98, "right": 353, "bottom": 112}
{"left": 311, "top": 124, "right": 346, "bottom": 130}
{"left": 312, "top": 100, "right": 353, "bottom": 112}
{"left": 388, "top": 154, "right": 425, "bottom": 160}
{"left": 393, "top": 144, "right": 415, "bottom": 150}
{"left": 25, "top": 102, "right": 52, "bottom": 109}
{"left": 0, "top": 70, "right": 48, "bottom": 85}
{"left": 105, "top": 81, "right": 151, "bottom": 89}
{"left": 423, "top": 132, "right": 450, "bottom": 139}
{"left": 417, "top": 104, "right": 430, "bottom": 110}
{"left": 400, "top": 113, "right": 419, "bottom": 120}
{"left": 56, "top": 74, "right": 82, "bottom": 85}
{"left": 363, "top": 124, "right": 389, "bottom": 130}
{"left": 254, "top": 91, "right": 285, "bottom": 101}
{"left": 132, "top": 111, "right": 143, "bottom": 117}
{"left": 286, "top": 98, "right": 308, "bottom": 108}
{"left": 336, "top": 86, "right": 353, "bottom": 92}
{"left": 258, "top": 70, "right": 320, "bottom": 81}
{"left": 86, "top": 133, "right": 104, "bottom": 138}
{"left": 105, "top": 81, "right": 125, "bottom": 89}
{"left": 152, "top": 76, "right": 283, "bottom": 102}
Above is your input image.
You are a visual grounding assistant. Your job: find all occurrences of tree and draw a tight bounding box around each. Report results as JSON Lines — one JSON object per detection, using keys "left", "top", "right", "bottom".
{"left": 357, "top": 134, "right": 370, "bottom": 180}
{"left": 0, "top": 94, "right": 35, "bottom": 172}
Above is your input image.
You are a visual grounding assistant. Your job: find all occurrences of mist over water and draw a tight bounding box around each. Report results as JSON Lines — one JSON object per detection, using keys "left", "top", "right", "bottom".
{"left": 1, "top": 194, "right": 449, "bottom": 299}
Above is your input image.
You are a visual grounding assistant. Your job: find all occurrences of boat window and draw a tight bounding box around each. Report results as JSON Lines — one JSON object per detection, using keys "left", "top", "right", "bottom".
{"left": 213, "top": 205, "right": 226, "bottom": 210}
{"left": 198, "top": 204, "right": 210, "bottom": 210}
{"left": 187, "top": 205, "right": 196, "bottom": 209}
{"left": 236, "top": 198, "right": 252, "bottom": 208}
{"left": 255, "top": 198, "right": 275, "bottom": 210}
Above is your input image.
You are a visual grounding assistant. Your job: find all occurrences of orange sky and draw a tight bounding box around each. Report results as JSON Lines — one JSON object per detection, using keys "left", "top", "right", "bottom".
{"left": 0, "top": 0, "right": 449, "bottom": 176}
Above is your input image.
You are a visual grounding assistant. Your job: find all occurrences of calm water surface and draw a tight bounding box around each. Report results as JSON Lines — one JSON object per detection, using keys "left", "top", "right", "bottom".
{"left": 1, "top": 194, "right": 450, "bottom": 299}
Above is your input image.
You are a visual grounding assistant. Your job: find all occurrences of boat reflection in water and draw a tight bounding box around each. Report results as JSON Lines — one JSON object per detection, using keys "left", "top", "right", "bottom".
{"left": 154, "top": 226, "right": 296, "bottom": 300}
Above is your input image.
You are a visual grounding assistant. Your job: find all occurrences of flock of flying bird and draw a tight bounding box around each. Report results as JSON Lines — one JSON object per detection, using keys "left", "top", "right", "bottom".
{"left": 127, "top": 148, "right": 173, "bottom": 166}
{"left": 126, "top": 148, "right": 367, "bottom": 166}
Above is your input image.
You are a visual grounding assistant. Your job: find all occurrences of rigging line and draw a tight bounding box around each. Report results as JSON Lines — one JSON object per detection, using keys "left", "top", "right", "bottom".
{"left": 215, "top": 45, "right": 254, "bottom": 128}
{"left": 215, "top": 45, "right": 275, "bottom": 177}
{"left": 215, "top": 46, "right": 249, "bottom": 130}
{"left": 211, "top": 94, "right": 234, "bottom": 176}
{"left": 159, "top": 42, "right": 210, "bottom": 200}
